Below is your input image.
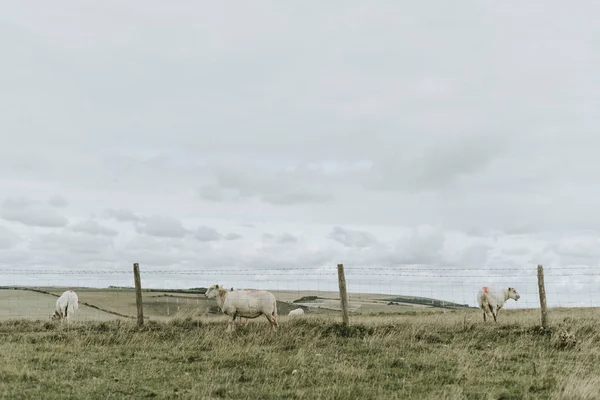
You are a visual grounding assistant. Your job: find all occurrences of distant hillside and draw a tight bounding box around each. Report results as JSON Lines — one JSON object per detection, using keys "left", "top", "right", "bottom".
{"left": 383, "top": 295, "right": 476, "bottom": 309}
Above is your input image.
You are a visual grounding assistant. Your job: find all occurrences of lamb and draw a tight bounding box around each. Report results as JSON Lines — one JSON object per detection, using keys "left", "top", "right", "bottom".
{"left": 205, "top": 284, "right": 278, "bottom": 332}
{"left": 50, "top": 290, "right": 79, "bottom": 323}
{"left": 477, "top": 286, "right": 520, "bottom": 323}
{"left": 288, "top": 308, "right": 305, "bottom": 317}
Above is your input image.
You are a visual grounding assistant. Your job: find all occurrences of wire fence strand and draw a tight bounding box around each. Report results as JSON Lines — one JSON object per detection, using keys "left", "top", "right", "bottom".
{"left": 1, "top": 265, "right": 599, "bottom": 321}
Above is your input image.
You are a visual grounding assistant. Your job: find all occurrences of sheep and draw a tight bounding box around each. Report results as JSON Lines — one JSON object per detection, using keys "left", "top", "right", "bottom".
{"left": 477, "top": 286, "right": 520, "bottom": 323}
{"left": 205, "top": 284, "right": 278, "bottom": 332}
{"left": 227, "top": 288, "right": 249, "bottom": 326}
{"left": 288, "top": 308, "right": 305, "bottom": 317}
{"left": 50, "top": 290, "right": 79, "bottom": 323}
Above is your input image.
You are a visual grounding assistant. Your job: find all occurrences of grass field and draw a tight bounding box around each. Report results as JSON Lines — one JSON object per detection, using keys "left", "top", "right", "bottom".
{"left": 0, "top": 288, "right": 597, "bottom": 398}
{"left": 0, "top": 303, "right": 599, "bottom": 399}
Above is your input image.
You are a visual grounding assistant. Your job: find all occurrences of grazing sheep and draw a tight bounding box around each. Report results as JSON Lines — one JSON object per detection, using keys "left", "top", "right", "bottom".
{"left": 205, "top": 284, "right": 278, "bottom": 332}
{"left": 288, "top": 308, "right": 305, "bottom": 317}
{"left": 51, "top": 290, "right": 79, "bottom": 323}
{"left": 477, "top": 286, "right": 520, "bottom": 323}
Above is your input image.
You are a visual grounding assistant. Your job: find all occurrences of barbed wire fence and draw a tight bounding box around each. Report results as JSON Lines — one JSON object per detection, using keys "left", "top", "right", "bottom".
{"left": 0, "top": 263, "right": 599, "bottom": 325}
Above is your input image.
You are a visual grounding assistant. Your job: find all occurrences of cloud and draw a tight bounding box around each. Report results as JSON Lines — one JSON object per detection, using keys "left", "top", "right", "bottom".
{"left": 116, "top": 235, "right": 190, "bottom": 267}
{"left": 47, "top": 195, "right": 69, "bottom": 208}
{"left": 199, "top": 162, "right": 334, "bottom": 205}
{"left": 328, "top": 226, "right": 378, "bottom": 248}
{"left": 194, "top": 226, "right": 222, "bottom": 242}
{"left": 105, "top": 208, "right": 142, "bottom": 223}
{"left": 69, "top": 220, "right": 118, "bottom": 237}
{"left": 29, "top": 231, "right": 115, "bottom": 257}
{"left": 390, "top": 225, "right": 447, "bottom": 265}
{"left": 198, "top": 186, "right": 225, "bottom": 202}
{"left": 136, "top": 216, "right": 189, "bottom": 238}
{"left": 276, "top": 232, "right": 298, "bottom": 243}
{"left": 224, "top": 232, "right": 242, "bottom": 241}
{"left": 2, "top": 1, "right": 600, "bottom": 305}
{"left": 546, "top": 233, "right": 600, "bottom": 266}
{"left": 261, "top": 232, "right": 299, "bottom": 244}
{"left": 0, "top": 225, "right": 21, "bottom": 249}
{"left": 502, "top": 246, "right": 531, "bottom": 256}
{"left": 0, "top": 197, "right": 68, "bottom": 227}
{"left": 364, "top": 134, "right": 506, "bottom": 193}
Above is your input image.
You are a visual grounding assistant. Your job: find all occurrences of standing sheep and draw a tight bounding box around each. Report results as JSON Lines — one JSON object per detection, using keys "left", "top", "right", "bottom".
{"left": 205, "top": 284, "right": 278, "bottom": 332}
{"left": 477, "top": 286, "right": 520, "bottom": 323}
{"left": 50, "top": 290, "right": 79, "bottom": 323}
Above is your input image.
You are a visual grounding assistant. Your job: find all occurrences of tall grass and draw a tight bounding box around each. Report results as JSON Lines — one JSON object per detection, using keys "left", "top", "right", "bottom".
{"left": 0, "top": 308, "right": 598, "bottom": 399}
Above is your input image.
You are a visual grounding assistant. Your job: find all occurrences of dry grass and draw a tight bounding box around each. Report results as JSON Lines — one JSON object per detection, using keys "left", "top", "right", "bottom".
{"left": 0, "top": 307, "right": 598, "bottom": 399}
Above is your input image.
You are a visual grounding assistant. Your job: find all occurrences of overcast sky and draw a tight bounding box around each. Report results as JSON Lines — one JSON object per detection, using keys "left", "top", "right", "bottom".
{"left": 1, "top": 1, "right": 599, "bottom": 307}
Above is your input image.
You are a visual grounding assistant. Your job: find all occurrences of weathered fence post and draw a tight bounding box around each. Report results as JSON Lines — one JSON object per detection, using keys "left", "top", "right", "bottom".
{"left": 537, "top": 264, "right": 548, "bottom": 328}
{"left": 133, "top": 263, "right": 144, "bottom": 326}
{"left": 337, "top": 263, "right": 350, "bottom": 326}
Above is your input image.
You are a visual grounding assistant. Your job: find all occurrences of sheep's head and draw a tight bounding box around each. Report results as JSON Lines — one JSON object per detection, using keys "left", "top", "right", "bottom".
{"left": 50, "top": 311, "right": 61, "bottom": 320}
{"left": 508, "top": 287, "right": 520, "bottom": 301}
{"left": 205, "top": 284, "right": 221, "bottom": 298}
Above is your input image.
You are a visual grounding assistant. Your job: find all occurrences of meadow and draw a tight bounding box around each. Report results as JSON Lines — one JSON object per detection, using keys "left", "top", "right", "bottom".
{"left": 0, "top": 301, "right": 599, "bottom": 399}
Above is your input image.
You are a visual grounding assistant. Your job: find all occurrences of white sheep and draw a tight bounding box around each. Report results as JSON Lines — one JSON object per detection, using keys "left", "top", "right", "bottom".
{"left": 288, "top": 308, "right": 305, "bottom": 317}
{"left": 205, "top": 284, "right": 278, "bottom": 332}
{"left": 477, "top": 286, "right": 520, "bottom": 323}
{"left": 50, "top": 290, "right": 79, "bottom": 323}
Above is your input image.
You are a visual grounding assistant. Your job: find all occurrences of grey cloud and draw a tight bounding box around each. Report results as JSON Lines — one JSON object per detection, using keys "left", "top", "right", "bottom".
{"left": 199, "top": 162, "right": 334, "bottom": 205}
{"left": 135, "top": 216, "right": 189, "bottom": 238}
{"left": 262, "top": 233, "right": 275, "bottom": 241}
{"left": 546, "top": 234, "right": 600, "bottom": 266}
{"left": 198, "top": 186, "right": 226, "bottom": 202}
{"left": 244, "top": 241, "right": 339, "bottom": 271}
{"left": 262, "top": 192, "right": 331, "bottom": 206}
{"left": 70, "top": 220, "right": 118, "bottom": 237}
{"left": 277, "top": 233, "right": 298, "bottom": 243}
{"left": 105, "top": 208, "right": 142, "bottom": 222}
{"left": 345, "top": 229, "right": 493, "bottom": 272}
{"left": 47, "top": 195, "right": 69, "bottom": 208}
{"left": 194, "top": 226, "right": 222, "bottom": 242}
{"left": 328, "top": 226, "right": 378, "bottom": 248}
{"left": 391, "top": 226, "right": 447, "bottom": 265}
{"left": 454, "top": 243, "right": 492, "bottom": 269}
{"left": 502, "top": 246, "right": 532, "bottom": 256}
{"left": 364, "top": 134, "right": 506, "bottom": 193}
{"left": 0, "top": 197, "right": 68, "bottom": 227}
{"left": 224, "top": 232, "right": 242, "bottom": 241}
{"left": 29, "top": 231, "right": 115, "bottom": 256}
{"left": 0, "top": 249, "right": 33, "bottom": 266}
{"left": 0, "top": 225, "right": 21, "bottom": 249}
{"left": 261, "top": 232, "right": 299, "bottom": 244}
{"left": 116, "top": 236, "right": 190, "bottom": 267}
{"left": 3, "top": 1, "right": 600, "bottom": 286}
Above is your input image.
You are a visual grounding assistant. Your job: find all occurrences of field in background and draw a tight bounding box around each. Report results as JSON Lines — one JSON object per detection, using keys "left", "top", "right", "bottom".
{"left": 0, "top": 308, "right": 599, "bottom": 399}
{"left": 0, "top": 287, "right": 474, "bottom": 322}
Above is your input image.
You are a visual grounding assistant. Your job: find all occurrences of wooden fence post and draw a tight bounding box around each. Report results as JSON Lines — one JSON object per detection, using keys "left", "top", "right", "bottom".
{"left": 337, "top": 263, "right": 350, "bottom": 326}
{"left": 537, "top": 264, "right": 548, "bottom": 328}
{"left": 133, "top": 263, "right": 144, "bottom": 326}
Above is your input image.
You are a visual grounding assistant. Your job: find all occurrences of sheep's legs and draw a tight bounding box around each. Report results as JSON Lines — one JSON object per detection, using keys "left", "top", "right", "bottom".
{"left": 264, "top": 313, "right": 278, "bottom": 332}
{"left": 488, "top": 305, "right": 498, "bottom": 323}
{"left": 227, "top": 316, "right": 237, "bottom": 333}
{"left": 481, "top": 299, "right": 492, "bottom": 322}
